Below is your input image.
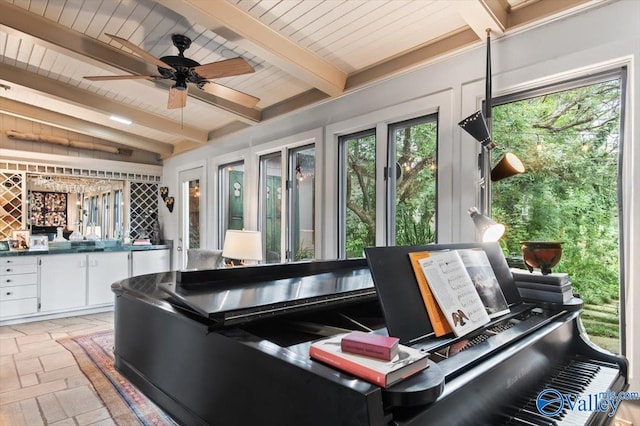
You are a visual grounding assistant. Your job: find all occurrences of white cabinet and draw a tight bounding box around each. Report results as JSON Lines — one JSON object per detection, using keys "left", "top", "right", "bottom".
{"left": 87, "top": 252, "right": 130, "bottom": 306}
{"left": 0, "top": 257, "right": 38, "bottom": 318}
{"left": 131, "top": 249, "right": 171, "bottom": 276}
{"left": 40, "top": 253, "right": 87, "bottom": 312}
{"left": 0, "top": 247, "right": 170, "bottom": 322}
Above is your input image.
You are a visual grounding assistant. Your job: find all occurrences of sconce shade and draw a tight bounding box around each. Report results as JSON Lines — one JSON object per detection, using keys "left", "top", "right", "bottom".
{"left": 160, "top": 187, "right": 169, "bottom": 201}
{"left": 491, "top": 153, "right": 525, "bottom": 181}
{"left": 468, "top": 207, "right": 505, "bottom": 242}
{"left": 222, "top": 230, "right": 263, "bottom": 262}
{"left": 458, "top": 111, "right": 493, "bottom": 148}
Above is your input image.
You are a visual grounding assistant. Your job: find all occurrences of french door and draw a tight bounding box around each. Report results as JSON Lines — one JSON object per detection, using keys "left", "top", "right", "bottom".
{"left": 178, "top": 167, "right": 204, "bottom": 269}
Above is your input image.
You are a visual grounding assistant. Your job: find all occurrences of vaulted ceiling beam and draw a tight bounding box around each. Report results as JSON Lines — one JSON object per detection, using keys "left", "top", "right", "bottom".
{"left": 0, "top": 1, "right": 260, "bottom": 124}
{"left": 1, "top": 98, "right": 173, "bottom": 155}
{"left": 155, "top": 0, "right": 347, "bottom": 97}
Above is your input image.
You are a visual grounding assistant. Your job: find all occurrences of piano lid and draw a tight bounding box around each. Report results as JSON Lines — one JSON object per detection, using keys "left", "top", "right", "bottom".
{"left": 159, "top": 259, "right": 377, "bottom": 325}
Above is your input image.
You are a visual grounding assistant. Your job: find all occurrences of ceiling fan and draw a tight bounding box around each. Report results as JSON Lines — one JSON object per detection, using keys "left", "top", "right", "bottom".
{"left": 84, "top": 33, "right": 259, "bottom": 109}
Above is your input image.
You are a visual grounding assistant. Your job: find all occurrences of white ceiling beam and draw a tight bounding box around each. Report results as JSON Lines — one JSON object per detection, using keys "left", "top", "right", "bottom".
{"left": 0, "top": 62, "right": 208, "bottom": 144}
{"left": 0, "top": 2, "right": 260, "bottom": 123}
{"left": 347, "top": 28, "right": 479, "bottom": 91}
{"left": 452, "top": 0, "right": 508, "bottom": 38}
{"left": 1, "top": 98, "right": 174, "bottom": 156}
{"left": 155, "top": 0, "right": 347, "bottom": 97}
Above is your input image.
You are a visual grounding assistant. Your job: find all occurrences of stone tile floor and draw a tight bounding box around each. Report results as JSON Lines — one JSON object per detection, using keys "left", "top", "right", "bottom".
{"left": 0, "top": 313, "right": 115, "bottom": 425}
{"left": 0, "top": 311, "right": 638, "bottom": 425}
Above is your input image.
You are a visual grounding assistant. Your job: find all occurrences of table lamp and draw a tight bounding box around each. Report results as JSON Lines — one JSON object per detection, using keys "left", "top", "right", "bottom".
{"left": 222, "top": 229, "right": 263, "bottom": 266}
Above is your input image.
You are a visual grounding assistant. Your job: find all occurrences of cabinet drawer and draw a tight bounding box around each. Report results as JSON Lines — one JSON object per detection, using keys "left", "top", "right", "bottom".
{"left": 0, "top": 285, "right": 37, "bottom": 301}
{"left": 0, "top": 298, "right": 38, "bottom": 318}
{"left": 1, "top": 264, "right": 38, "bottom": 276}
{"left": 0, "top": 273, "right": 37, "bottom": 287}
{"left": 0, "top": 257, "right": 37, "bottom": 267}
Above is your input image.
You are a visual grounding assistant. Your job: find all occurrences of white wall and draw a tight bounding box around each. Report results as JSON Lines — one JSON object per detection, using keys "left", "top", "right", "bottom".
{"left": 162, "top": 1, "right": 639, "bottom": 390}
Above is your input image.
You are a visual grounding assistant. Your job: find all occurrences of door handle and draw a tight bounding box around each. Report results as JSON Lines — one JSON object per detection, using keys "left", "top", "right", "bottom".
{"left": 177, "top": 247, "right": 182, "bottom": 252}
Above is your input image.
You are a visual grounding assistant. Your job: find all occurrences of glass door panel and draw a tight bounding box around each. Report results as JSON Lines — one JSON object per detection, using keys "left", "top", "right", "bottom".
{"left": 289, "top": 145, "right": 315, "bottom": 261}
{"left": 218, "top": 162, "right": 244, "bottom": 248}
{"left": 179, "top": 167, "right": 204, "bottom": 269}
{"left": 260, "top": 153, "right": 282, "bottom": 263}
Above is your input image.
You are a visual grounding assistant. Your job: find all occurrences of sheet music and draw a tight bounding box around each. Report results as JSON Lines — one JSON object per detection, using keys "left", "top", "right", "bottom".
{"left": 418, "top": 251, "right": 490, "bottom": 336}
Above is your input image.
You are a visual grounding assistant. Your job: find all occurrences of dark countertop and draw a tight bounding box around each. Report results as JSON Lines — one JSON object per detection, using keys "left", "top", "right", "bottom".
{"left": 0, "top": 240, "right": 172, "bottom": 257}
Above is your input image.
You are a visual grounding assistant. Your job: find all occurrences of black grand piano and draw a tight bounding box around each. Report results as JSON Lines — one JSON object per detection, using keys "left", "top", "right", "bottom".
{"left": 111, "top": 243, "right": 628, "bottom": 426}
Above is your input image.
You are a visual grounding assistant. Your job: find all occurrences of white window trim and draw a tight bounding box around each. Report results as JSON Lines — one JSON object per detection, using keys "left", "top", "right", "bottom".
{"left": 324, "top": 90, "right": 454, "bottom": 259}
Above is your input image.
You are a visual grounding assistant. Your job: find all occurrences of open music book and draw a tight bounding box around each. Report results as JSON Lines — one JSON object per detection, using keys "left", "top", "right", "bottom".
{"left": 457, "top": 249, "right": 510, "bottom": 318}
{"left": 417, "top": 251, "right": 491, "bottom": 337}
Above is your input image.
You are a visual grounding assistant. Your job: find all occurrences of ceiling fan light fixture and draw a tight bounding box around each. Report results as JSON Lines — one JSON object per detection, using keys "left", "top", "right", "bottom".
{"left": 85, "top": 33, "right": 259, "bottom": 109}
{"left": 173, "top": 78, "right": 187, "bottom": 91}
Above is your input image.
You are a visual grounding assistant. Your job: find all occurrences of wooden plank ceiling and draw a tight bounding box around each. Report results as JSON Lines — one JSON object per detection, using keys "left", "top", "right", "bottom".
{"left": 0, "top": 0, "right": 596, "bottom": 158}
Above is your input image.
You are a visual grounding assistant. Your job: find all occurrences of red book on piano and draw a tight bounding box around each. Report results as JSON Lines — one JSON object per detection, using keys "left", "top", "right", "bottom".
{"left": 341, "top": 331, "right": 399, "bottom": 361}
{"left": 310, "top": 334, "right": 428, "bottom": 388}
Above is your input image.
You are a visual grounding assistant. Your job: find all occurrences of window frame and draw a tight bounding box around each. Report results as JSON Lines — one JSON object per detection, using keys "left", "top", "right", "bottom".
{"left": 386, "top": 113, "right": 439, "bottom": 246}
{"left": 488, "top": 67, "right": 627, "bottom": 354}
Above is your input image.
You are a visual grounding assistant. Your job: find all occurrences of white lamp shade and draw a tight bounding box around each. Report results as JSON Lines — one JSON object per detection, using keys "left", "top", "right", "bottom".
{"left": 468, "top": 207, "right": 505, "bottom": 242}
{"left": 222, "top": 230, "right": 263, "bottom": 261}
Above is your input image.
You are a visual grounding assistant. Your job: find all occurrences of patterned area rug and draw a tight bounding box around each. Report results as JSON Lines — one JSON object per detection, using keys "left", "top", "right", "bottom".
{"left": 58, "top": 331, "right": 176, "bottom": 425}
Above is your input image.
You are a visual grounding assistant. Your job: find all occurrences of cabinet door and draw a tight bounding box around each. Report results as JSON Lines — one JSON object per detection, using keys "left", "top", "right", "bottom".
{"left": 131, "top": 249, "right": 171, "bottom": 276}
{"left": 40, "top": 254, "right": 87, "bottom": 312}
{"left": 87, "top": 252, "right": 130, "bottom": 306}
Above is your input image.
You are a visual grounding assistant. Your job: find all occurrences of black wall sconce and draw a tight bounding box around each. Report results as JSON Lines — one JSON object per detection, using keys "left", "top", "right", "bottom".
{"left": 160, "top": 187, "right": 174, "bottom": 213}
{"left": 165, "top": 196, "right": 174, "bottom": 213}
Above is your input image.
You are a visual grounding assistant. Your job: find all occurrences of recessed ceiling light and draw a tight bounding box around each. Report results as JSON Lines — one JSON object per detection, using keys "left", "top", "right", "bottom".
{"left": 109, "top": 115, "right": 132, "bottom": 125}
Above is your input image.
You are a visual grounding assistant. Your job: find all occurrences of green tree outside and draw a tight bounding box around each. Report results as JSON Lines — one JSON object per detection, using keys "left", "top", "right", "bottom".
{"left": 491, "top": 79, "right": 622, "bottom": 347}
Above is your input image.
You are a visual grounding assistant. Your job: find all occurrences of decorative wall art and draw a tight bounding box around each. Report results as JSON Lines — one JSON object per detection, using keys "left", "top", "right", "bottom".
{"left": 30, "top": 191, "right": 68, "bottom": 227}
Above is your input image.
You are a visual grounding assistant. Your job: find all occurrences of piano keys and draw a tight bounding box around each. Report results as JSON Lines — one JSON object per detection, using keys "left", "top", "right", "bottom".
{"left": 111, "top": 243, "right": 628, "bottom": 426}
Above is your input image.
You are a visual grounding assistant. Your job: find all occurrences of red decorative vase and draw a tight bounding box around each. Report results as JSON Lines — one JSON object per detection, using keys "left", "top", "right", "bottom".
{"left": 521, "top": 241, "right": 563, "bottom": 275}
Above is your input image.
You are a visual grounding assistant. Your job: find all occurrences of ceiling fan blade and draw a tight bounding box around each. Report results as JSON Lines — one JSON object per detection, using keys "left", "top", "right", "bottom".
{"left": 193, "top": 57, "right": 255, "bottom": 79}
{"left": 84, "top": 75, "right": 158, "bottom": 81}
{"left": 201, "top": 82, "right": 259, "bottom": 109}
{"left": 105, "top": 33, "right": 175, "bottom": 71}
{"left": 168, "top": 86, "right": 188, "bottom": 109}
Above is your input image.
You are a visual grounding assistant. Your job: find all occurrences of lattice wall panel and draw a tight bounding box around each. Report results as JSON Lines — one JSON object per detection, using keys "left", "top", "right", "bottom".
{"left": 0, "top": 171, "right": 25, "bottom": 239}
{"left": 129, "top": 182, "right": 158, "bottom": 239}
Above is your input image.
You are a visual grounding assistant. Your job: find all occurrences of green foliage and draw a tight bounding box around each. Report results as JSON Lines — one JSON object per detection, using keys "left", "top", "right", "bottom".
{"left": 394, "top": 120, "right": 437, "bottom": 246}
{"left": 343, "top": 119, "right": 437, "bottom": 257}
{"left": 492, "top": 80, "right": 622, "bottom": 305}
{"left": 345, "top": 133, "right": 376, "bottom": 258}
